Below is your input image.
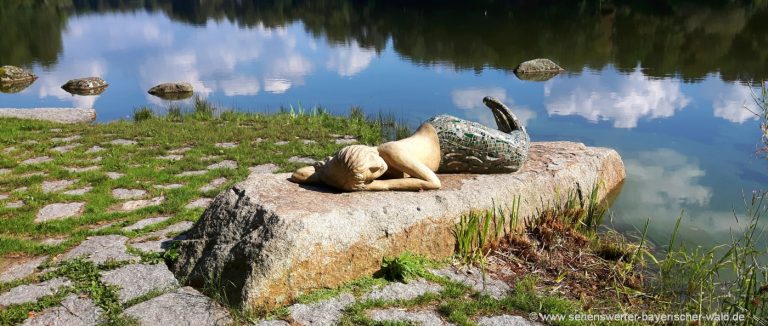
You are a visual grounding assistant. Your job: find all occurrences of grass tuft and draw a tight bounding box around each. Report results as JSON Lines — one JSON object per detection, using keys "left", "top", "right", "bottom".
{"left": 132, "top": 106, "right": 154, "bottom": 122}
{"left": 379, "top": 252, "right": 431, "bottom": 283}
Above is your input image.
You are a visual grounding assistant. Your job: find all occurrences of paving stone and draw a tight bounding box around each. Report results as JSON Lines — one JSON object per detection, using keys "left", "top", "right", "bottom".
{"left": 289, "top": 293, "right": 354, "bottom": 326}
{"left": 362, "top": 279, "right": 443, "bottom": 301}
{"left": 124, "top": 286, "right": 232, "bottom": 325}
{"left": 255, "top": 321, "right": 290, "bottom": 326}
{"left": 52, "top": 135, "right": 81, "bottom": 142}
{"left": 22, "top": 295, "right": 103, "bottom": 326}
{"left": 131, "top": 222, "right": 193, "bottom": 253}
{"left": 40, "top": 238, "right": 67, "bottom": 246}
{"left": 112, "top": 188, "right": 147, "bottom": 200}
{"left": 112, "top": 196, "right": 165, "bottom": 212}
{"left": 176, "top": 170, "right": 208, "bottom": 177}
{"left": 214, "top": 142, "right": 238, "bottom": 148}
{"left": 101, "top": 264, "right": 179, "bottom": 303}
{"left": 61, "top": 235, "right": 136, "bottom": 264}
{"left": 199, "top": 178, "right": 227, "bottom": 192}
{"left": 0, "top": 168, "right": 10, "bottom": 175}
{"left": 42, "top": 179, "right": 78, "bottom": 193}
{"left": 110, "top": 139, "right": 137, "bottom": 146}
{"left": 207, "top": 160, "right": 237, "bottom": 170}
{"left": 168, "top": 147, "right": 192, "bottom": 154}
{"left": 249, "top": 164, "right": 280, "bottom": 174}
{"left": 154, "top": 183, "right": 184, "bottom": 190}
{"left": 35, "top": 202, "right": 85, "bottom": 223}
{"left": 19, "top": 172, "right": 46, "bottom": 178}
{"left": 21, "top": 156, "right": 52, "bottom": 165}
{"left": 106, "top": 172, "right": 124, "bottom": 180}
{"left": 91, "top": 156, "right": 103, "bottom": 163}
{"left": 301, "top": 139, "right": 317, "bottom": 145}
{"left": 122, "top": 216, "right": 171, "bottom": 232}
{"left": 334, "top": 135, "right": 359, "bottom": 145}
{"left": 0, "top": 193, "right": 7, "bottom": 200}
{"left": 0, "top": 277, "right": 72, "bottom": 306}
{"left": 51, "top": 143, "right": 79, "bottom": 153}
{"left": 201, "top": 155, "right": 221, "bottom": 161}
{"left": 3, "top": 146, "right": 17, "bottom": 154}
{"left": 0, "top": 256, "right": 47, "bottom": 283}
{"left": 186, "top": 198, "right": 213, "bottom": 209}
{"left": 368, "top": 308, "right": 452, "bottom": 326}
{"left": 135, "top": 222, "right": 194, "bottom": 241}
{"left": 288, "top": 156, "right": 316, "bottom": 165}
{"left": 85, "top": 145, "right": 105, "bottom": 153}
{"left": 63, "top": 186, "right": 92, "bottom": 195}
{"left": 13, "top": 186, "right": 28, "bottom": 193}
{"left": 477, "top": 315, "right": 541, "bottom": 326}
{"left": 274, "top": 141, "right": 289, "bottom": 146}
{"left": 431, "top": 266, "right": 510, "bottom": 299}
{"left": 65, "top": 166, "right": 100, "bottom": 173}
{"left": 4, "top": 201, "right": 24, "bottom": 208}
{"left": 253, "top": 138, "right": 265, "bottom": 143}
{"left": 157, "top": 154, "right": 184, "bottom": 161}
{"left": 49, "top": 128, "right": 63, "bottom": 132}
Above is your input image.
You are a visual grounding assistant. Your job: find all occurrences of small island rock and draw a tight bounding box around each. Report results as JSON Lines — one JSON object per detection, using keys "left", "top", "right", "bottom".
{"left": 148, "top": 82, "right": 194, "bottom": 100}
{"left": 0, "top": 66, "right": 37, "bottom": 93}
{"left": 514, "top": 59, "right": 564, "bottom": 81}
{"left": 61, "top": 77, "right": 109, "bottom": 95}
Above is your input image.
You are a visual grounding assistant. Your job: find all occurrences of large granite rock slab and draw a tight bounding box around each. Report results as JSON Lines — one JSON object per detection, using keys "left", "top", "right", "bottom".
{"left": 170, "top": 141, "right": 625, "bottom": 309}
{"left": 22, "top": 295, "right": 103, "bottom": 326}
{"left": 0, "top": 108, "right": 96, "bottom": 124}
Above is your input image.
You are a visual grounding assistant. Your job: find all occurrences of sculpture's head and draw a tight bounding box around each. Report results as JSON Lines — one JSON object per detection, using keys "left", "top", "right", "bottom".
{"left": 290, "top": 145, "right": 387, "bottom": 191}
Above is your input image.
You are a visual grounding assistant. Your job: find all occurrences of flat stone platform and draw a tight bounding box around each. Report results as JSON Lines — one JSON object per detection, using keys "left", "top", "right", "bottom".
{"left": 0, "top": 108, "right": 96, "bottom": 123}
{"left": 170, "top": 141, "right": 625, "bottom": 309}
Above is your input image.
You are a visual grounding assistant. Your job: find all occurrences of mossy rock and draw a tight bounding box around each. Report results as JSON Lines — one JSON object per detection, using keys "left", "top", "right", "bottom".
{"left": 0, "top": 65, "right": 37, "bottom": 84}
{"left": 514, "top": 59, "right": 564, "bottom": 81}
{"left": 61, "top": 77, "right": 109, "bottom": 91}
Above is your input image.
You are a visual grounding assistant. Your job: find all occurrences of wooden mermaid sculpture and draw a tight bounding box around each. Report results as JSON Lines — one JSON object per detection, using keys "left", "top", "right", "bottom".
{"left": 289, "top": 97, "right": 530, "bottom": 191}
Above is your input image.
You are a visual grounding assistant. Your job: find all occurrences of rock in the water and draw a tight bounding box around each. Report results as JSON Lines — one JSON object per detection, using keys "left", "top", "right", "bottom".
{"left": 170, "top": 141, "right": 625, "bottom": 308}
{"left": 61, "top": 77, "right": 108, "bottom": 95}
{"left": 61, "top": 235, "right": 136, "bottom": 264}
{"left": 123, "top": 287, "right": 232, "bottom": 326}
{"left": 367, "top": 308, "right": 451, "bottom": 326}
{"left": 148, "top": 82, "right": 194, "bottom": 100}
{"left": 101, "top": 264, "right": 178, "bottom": 303}
{"left": 0, "top": 277, "right": 71, "bottom": 306}
{"left": 288, "top": 293, "right": 354, "bottom": 326}
{"left": 23, "top": 295, "right": 103, "bottom": 326}
{"left": 0, "top": 66, "right": 37, "bottom": 93}
{"left": 514, "top": 58, "right": 564, "bottom": 81}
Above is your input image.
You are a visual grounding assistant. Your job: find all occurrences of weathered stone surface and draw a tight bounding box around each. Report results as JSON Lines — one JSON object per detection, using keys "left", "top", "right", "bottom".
{"left": 63, "top": 186, "right": 92, "bottom": 195}
{"left": 61, "top": 235, "right": 136, "bottom": 264}
{"left": 112, "top": 188, "right": 147, "bottom": 200}
{"left": 0, "top": 193, "right": 8, "bottom": 200}
{"left": 249, "top": 164, "right": 280, "bottom": 174}
{"left": 274, "top": 141, "right": 289, "bottom": 146}
{"left": 51, "top": 143, "right": 79, "bottom": 153}
{"left": 110, "top": 139, "right": 137, "bottom": 146}
{"left": 5, "top": 201, "right": 24, "bottom": 208}
{"left": 148, "top": 82, "right": 194, "bottom": 98}
{"left": 215, "top": 142, "right": 238, "bottom": 149}
{"left": 255, "top": 320, "right": 290, "bottom": 326}
{"left": 155, "top": 183, "right": 184, "bottom": 190}
{"left": 207, "top": 160, "right": 237, "bottom": 170}
{"left": 101, "top": 264, "right": 178, "bottom": 303}
{"left": 368, "top": 309, "right": 451, "bottom": 326}
{"left": 35, "top": 202, "right": 85, "bottom": 222}
{"left": 158, "top": 154, "right": 184, "bottom": 161}
{"left": 106, "top": 172, "right": 124, "bottom": 180}
{"left": 288, "top": 156, "right": 316, "bottom": 165}
{"left": 21, "top": 156, "right": 52, "bottom": 165}
{"left": 186, "top": 198, "right": 213, "bottom": 209}
{"left": 0, "top": 65, "right": 37, "bottom": 84}
{"left": 431, "top": 266, "right": 509, "bottom": 299}
{"left": 131, "top": 222, "right": 193, "bottom": 252}
{"left": 515, "top": 58, "right": 564, "bottom": 74}
{"left": 112, "top": 196, "right": 165, "bottom": 212}
{"left": 288, "top": 293, "right": 354, "bottom": 326}
{"left": 199, "top": 178, "right": 228, "bottom": 192}
{"left": 168, "top": 146, "right": 192, "bottom": 154}
{"left": 86, "top": 145, "right": 105, "bottom": 153}
{"left": 176, "top": 170, "right": 208, "bottom": 177}
{"left": 122, "top": 216, "right": 171, "bottom": 232}
{"left": 170, "top": 142, "right": 625, "bottom": 308}
{"left": 0, "top": 256, "right": 46, "bottom": 283}
{"left": 22, "top": 295, "right": 103, "bottom": 326}
{"left": 65, "top": 166, "right": 100, "bottom": 173}
{"left": 61, "top": 77, "right": 108, "bottom": 95}
{"left": 52, "top": 135, "right": 82, "bottom": 143}
{"left": 42, "top": 179, "right": 78, "bottom": 193}
{"left": 477, "top": 315, "right": 541, "bottom": 326}
{"left": 363, "top": 279, "right": 443, "bottom": 301}
{"left": 0, "top": 277, "right": 71, "bottom": 306}
{"left": 123, "top": 286, "right": 232, "bottom": 326}
{"left": 334, "top": 137, "right": 358, "bottom": 145}
{"left": 0, "top": 168, "right": 10, "bottom": 175}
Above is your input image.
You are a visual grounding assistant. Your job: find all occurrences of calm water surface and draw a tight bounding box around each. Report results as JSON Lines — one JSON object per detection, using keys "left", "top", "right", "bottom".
{"left": 2, "top": 1, "right": 767, "bottom": 247}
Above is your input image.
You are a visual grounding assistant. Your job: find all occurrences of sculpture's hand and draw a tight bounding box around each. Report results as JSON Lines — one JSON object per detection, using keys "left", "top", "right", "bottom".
{"left": 366, "top": 143, "right": 441, "bottom": 191}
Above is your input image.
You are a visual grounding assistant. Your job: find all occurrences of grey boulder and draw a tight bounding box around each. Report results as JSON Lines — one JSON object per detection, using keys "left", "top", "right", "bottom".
{"left": 61, "top": 77, "right": 108, "bottom": 95}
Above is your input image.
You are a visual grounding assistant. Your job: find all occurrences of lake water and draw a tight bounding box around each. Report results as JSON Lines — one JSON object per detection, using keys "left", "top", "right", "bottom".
{"left": 2, "top": 1, "right": 767, "bottom": 247}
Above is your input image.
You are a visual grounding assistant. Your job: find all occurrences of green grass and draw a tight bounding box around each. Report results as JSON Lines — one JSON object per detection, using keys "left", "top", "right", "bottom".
{"left": 0, "top": 106, "right": 385, "bottom": 258}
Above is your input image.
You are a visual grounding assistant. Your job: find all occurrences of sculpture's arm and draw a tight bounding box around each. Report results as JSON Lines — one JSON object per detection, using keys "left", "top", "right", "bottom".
{"left": 365, "top": 144, "right": 441, "bottom": 191}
